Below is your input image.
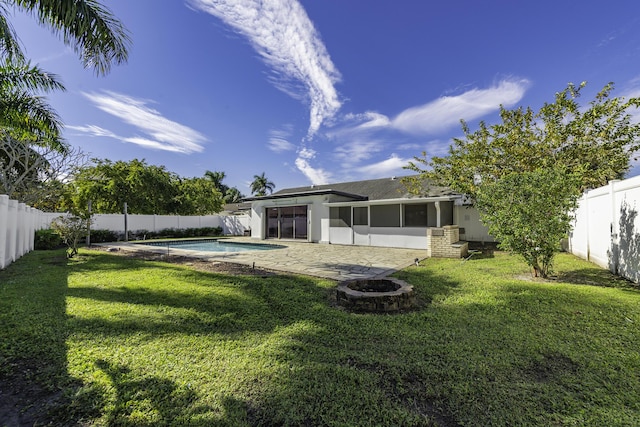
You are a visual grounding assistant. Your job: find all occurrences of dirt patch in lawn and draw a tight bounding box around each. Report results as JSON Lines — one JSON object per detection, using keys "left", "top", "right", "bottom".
{"left": 89, "top": 245, "right": 278, "bottom": 277}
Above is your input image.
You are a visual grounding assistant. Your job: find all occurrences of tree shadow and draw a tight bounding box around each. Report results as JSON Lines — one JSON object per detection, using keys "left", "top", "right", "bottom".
{"left": 93, "top": 359, "right": 217, "bottom": 426}
{"left": 608, "top": 200, "right": 640, "bottom": 285}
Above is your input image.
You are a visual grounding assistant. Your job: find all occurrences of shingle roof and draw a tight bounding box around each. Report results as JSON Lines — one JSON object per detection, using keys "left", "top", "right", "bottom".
{"left": 245, "top": 176, "right": 459, "bottom": 201}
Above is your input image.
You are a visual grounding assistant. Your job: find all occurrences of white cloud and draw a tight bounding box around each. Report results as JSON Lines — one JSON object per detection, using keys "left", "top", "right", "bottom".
{"left": 298, "top": 147, "right": 316, "bottom": 159}
{"left": 189, "top": 0, "right": 341, "bottom": 138}
{"left": 356, "top": 154, "right": 410, "bottom": 178}
{"left": 392, "top": 78, "right": 530, "bottom": 135}
{"left": 295, "top": 156, "right": 331, "bottom": 185}
{"left": 268, "top": 137, "right": 296, "bottom": 152}
{"left": 334, "top": 139, "right": 383, "bottom": 167}
{"left": 66, "top": 124, "right": 118, "bottom": 138}
{"left": 79, "top": 91, "right": 207, "bottom": 154}
{"left": 267, "top": 126, "right": 296, "bottom": 152}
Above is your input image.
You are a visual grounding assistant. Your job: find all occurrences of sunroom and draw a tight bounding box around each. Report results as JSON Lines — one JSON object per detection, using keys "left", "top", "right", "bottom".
{"left": 327, "top": 198, "right": 455, "bottom": 249}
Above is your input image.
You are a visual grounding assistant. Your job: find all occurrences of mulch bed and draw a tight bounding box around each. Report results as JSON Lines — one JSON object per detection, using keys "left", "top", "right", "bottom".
{"left": 89, "top": 245, "right": 278, "bottom": 277}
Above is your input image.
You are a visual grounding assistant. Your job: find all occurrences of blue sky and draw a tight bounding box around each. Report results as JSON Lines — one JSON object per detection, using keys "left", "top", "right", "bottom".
{"left": 11, "top": 0, "right": 640, "bottom": 194}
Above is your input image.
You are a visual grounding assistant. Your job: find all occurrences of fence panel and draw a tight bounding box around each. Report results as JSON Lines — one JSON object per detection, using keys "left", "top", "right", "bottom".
{"left": 568, "top": 176, "right": 640, "bottom": 283}
{"left": 0, "top": 195, "right": 45, "bottom": 269}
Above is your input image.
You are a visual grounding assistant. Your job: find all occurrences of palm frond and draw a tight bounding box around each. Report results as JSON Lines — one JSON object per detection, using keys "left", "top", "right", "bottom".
{"left": 12, "top": 0, "right": 131, "bottom": 75}
{"left": 0, "top": 90, "right": 65, "bottom": 150}
{"left": 0, "top": 59, "right": 65, "bottom": 92}
{"left": 0, "top": 9, "right": 25, "bottom": 61}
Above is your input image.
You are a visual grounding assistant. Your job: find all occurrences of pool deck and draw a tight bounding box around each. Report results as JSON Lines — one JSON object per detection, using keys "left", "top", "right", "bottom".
{"left": 97, "top": 238, "right": 428, "bottom": 281}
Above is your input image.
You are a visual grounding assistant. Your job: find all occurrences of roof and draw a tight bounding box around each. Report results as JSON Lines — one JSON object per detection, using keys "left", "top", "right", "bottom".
{"left": 243, "top": 176, "right": 459, "bottom": 202}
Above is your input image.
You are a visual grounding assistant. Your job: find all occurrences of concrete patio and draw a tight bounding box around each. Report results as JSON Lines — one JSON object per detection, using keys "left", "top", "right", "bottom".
{"left": 99, "top": 238, "right": 428, "bottom": 280}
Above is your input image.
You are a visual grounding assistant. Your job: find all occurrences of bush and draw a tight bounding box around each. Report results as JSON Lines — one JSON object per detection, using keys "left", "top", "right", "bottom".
{"left": 34, "top": 229, "right": 63, "bottom": 250}
{"left": 89, "top": 229, "right": 119, "bottom": 243}
{"left": 135, "top": 227, "right": 223, "bottom": 240}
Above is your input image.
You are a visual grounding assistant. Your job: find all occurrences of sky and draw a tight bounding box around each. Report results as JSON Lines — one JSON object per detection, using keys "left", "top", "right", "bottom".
{"left": 10, "top": 0, "right": 640, "bottom": 195}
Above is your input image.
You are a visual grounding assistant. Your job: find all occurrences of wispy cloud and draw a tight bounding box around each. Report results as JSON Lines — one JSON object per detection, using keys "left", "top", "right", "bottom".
{"left": 76, "top": 91, "right": 207, "bottom": 154}
{"left": 268, "top": 127, "right": 296, "bottom": 152}
{"left": 334, "top": 78, "right": 530, "bottom": 138}
{"left": 295, "top": 147, "right": 331, "bottom": 184}
{"left": 391, "top": 78, "right": 530, "bottom": 134}
{"left": 188, "top": 0, "right": 341, "bottom": 138}
{"left": 334, "top": 139, "right": 383, "bottom": 167}
{"left": 355, "top": 154, "right": 410, "bottom": 179}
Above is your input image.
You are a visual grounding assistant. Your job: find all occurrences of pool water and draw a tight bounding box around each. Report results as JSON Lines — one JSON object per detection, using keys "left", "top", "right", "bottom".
{"left": 138, "top": 239, "right": 280, "bottom": 253}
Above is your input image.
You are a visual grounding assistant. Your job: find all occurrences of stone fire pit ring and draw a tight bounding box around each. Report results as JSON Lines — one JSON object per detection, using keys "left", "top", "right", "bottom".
{"left": 336, "top": 278, "right": 416, "bottom": 313}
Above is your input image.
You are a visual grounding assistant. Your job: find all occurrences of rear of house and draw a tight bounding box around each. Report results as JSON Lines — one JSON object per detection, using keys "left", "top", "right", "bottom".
{"left": 245, "top": 176, "right": 493, "bottom": 251}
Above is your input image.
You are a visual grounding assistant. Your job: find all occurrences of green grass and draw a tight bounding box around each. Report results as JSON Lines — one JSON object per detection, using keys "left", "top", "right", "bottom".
{"left": 1, "top": 249, "right": 639, "bottom": 426}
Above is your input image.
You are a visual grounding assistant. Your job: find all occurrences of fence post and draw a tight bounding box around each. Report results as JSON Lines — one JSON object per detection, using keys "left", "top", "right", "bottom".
{"left": 6, "top": 199, "right": 18, "bottom": 264}
{"left": 17, "top": 203, "right": 27, "bottom": 257}
{"left": 0, "top": 195, "right": 8, "bottom": 269}
{"left": 124, "top": 202, "right": 128, "bottom": 242}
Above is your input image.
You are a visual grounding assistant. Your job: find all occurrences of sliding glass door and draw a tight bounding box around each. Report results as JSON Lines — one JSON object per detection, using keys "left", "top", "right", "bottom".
{"left": 265, "top": 206, "right": 308, "bottom": 240}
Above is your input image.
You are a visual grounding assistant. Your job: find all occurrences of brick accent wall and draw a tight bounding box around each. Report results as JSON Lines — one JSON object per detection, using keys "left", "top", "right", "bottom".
{"left": 426, "top": 225, "right": 469, "bottom": 258}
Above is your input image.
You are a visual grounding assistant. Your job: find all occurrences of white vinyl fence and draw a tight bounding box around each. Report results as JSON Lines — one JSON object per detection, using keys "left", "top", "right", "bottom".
{"left": 37, "top": 212, "right": 251, "bottom": 238}
{"left": 567, "top": 175, "right": 640, "bottom": 283}
{"left": 1, "top": 196, "right": 250, "bottom": 270}
{"left": 0, "top": 195, "right": 45, "bottom": 269}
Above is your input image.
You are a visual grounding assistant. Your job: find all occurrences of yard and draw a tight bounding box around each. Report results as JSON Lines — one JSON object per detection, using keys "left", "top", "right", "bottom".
{"left": 1, "top": 248, "right": 639, "bottom": 426}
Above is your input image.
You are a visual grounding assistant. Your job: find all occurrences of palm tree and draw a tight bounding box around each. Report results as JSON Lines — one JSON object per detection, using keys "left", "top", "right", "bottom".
{"left": 0, "top": 59, "right": 65, "bottom": 149}
{"left": 250, "top": 172, "right": 275, "bottom": 197}
{"left": 204, "top": 169, "right": 228, "bottom": 190}
{"left": 223, "top": 187, "right": 244, "bottom": 203}
{"left": 1, "top": 0, "right": 131, "bottom": 76}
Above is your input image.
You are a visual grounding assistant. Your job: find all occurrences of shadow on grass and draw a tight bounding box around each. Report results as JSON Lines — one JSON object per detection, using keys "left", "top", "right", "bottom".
{"left": 558, "top": 267, "right": 639, "bottom": 291}
{"left": 0, "top": 249, "right": 82, "bottom": 426}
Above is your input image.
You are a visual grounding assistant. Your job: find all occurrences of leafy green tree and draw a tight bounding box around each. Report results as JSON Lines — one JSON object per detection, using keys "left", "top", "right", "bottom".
{"left": 406, "top": 82, "right": 640, "bottom": 277}
{"left": 250, "top": 172, "right": 275, "bottom": 197}
{"left": 175, "top": 177, "right": 223, "bottom": 215}
{"left": 475, "top": 168, "right": 581, "bottom": 277}
{"left": 406, "top": 82, "right": 640, "bottom": 199}
{"left": 63, "top": 159, "right": 224, "bottom": 215}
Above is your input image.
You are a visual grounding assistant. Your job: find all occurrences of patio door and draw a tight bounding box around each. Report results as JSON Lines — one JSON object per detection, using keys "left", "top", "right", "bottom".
{"left": 265, "top": 206, "right": 308, "bottom": 240}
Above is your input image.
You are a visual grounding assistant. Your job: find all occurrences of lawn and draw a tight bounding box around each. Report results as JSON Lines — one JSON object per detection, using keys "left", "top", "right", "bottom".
{"left": 1, "top": 248, "right": 639, "bottom": 426}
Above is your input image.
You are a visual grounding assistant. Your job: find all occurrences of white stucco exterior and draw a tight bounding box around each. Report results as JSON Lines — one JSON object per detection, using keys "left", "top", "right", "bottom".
{"left": 249, "top": 192, "right": 493, "bottom": 249}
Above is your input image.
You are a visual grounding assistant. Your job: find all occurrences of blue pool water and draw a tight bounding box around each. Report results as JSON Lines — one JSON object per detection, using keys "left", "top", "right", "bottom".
{"left": 138, "top": 239, "right": 280, "bottom": 253}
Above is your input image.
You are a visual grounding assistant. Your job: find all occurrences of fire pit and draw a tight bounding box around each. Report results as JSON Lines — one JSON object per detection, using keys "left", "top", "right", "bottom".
{"left": 336, "top": 278, "right": 416, "bottom": 313}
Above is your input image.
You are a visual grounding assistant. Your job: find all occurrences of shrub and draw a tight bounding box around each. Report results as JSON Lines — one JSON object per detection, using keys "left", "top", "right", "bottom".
{"left": 89, "top": 229, "right": 119, "bottom": 243}
{"left": 34, "top": 229, "right": 63, "bottom": 250}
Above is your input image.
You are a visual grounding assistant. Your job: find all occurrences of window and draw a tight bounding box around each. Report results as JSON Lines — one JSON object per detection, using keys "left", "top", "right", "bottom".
{"left": 353, "top": 207, "right": 368, "bottom": 226}
{"left": 330, "top": 206, "right": 351, "bottom": 227}
{"left": 404, "top": 204, "right": 428, "bottom": 227}
{"left": 370, "top": 204, "right": 400, "bottom": 227}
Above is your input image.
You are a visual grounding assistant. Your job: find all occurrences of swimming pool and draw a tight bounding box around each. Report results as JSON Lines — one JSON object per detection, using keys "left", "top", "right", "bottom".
{"left": 137, "top": 239, "right": 281, "bottom": 253}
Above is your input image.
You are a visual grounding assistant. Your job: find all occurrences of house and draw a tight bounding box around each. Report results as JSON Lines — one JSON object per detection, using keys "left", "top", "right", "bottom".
{"left": 244, "top": 176, "right": 493, "bottom": 256}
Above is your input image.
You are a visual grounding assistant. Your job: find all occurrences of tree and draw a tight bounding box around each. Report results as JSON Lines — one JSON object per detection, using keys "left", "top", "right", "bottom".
{"left": 250, "top": 172, "right": 275, "bottom": 197}
{"left": 406, "top": 82, "right": 640, "bottom": 277}
{"left": 51, "top": 214, "right": 89, "bottom": 258}
{"left": 224, "top": 187, "right": 244, "bottom": 203}
{"left": 0, "top": 60, "right": 65, "bottom": 147}
{"left": 475, "top": 168, "right": 581, "bottom": 277}
{"left": 1, "top": 0, "right": 130, "bottom": 76}
{"left": 175, "top": 177, "right": 224, "bottom": 215}
{"left": 62, "top": 159, "right": 224, "bottom": 216}
{"left": 0, "top": 136, "right": 87, "bottom": 207}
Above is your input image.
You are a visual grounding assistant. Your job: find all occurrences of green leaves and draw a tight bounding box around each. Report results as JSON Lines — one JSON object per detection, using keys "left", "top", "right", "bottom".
{"left": 407, "top": 81, "right": 640, "bottom": 277}
{"left": 251, "top": 172, "right": 275, "bottom": 196}
{"left": 63, "top": 159, "right": 224, "bottom": 215}
{"left": 476, "top": 168, "right": 581, "bottom": 277}
{"left": 8, "top": 0, "right": 131, "bottom": 76}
